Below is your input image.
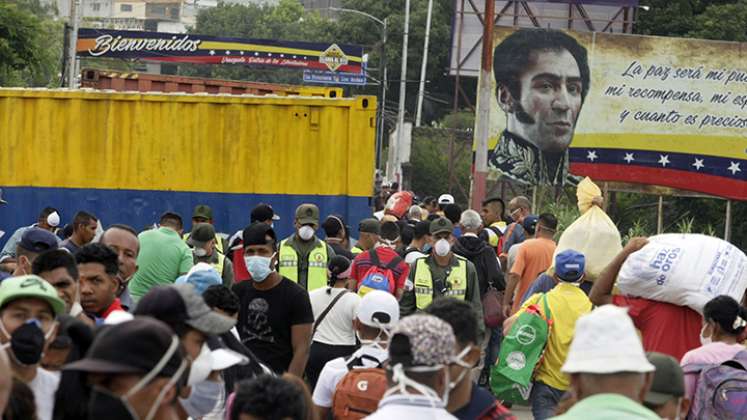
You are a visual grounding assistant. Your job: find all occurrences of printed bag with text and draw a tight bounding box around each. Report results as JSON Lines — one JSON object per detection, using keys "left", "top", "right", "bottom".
{"left": 332, "top": 355, "right": 387, "bottom": 419}
{"left": 490, "top": 294, "right": 552, "bottom": 403}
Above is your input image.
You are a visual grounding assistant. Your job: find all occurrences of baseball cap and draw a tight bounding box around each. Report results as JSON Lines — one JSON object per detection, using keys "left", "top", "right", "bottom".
{"left": 295, "top": 204, "right": 319, "bottom": 226}
{"left": 562, "top": 305, "right": 655, "bottom": 374}
{"left": 644, "top": 352, "right": 685, "bottom": 406}
{"left": 555, "top": 250, "right": 585, "bottom": 282}
{"left": 359, "top": 218, "right": 381, "bottom": 235}
{"left": 389, "top": 314, "right": 456, "bottom": 367}
{"left": 438, "top": 194, "right": 455, "bottom": 205}
{"left": 522, "top": 215, "right": 539, "bottom": 235}
{"left": 188, "top": 223, "right": 216, "bottom": 247}
{"left": 134, "top": 284, "right": 235, "bottom": 335}
{"left": 0, "top": 275, "right": 65, "bottom": 316}
{"left": 430, "top": 217, "right": 454, "bottom": 235}
{"left": 207, "top": 336, "right": 248, "bottom": 371}
{"left": 322, "top": 215, "right": 346, "bottom": 237}
{"left": 250, "top": 204, "right": 280, "bottom": 223}
{"left": 242, "top": 223, "right": 277, "bottom": 248}
{"left": 192, "top": 205, "right": 213, "bottom": 220}
{"left": 19, "top": 228, "right": 59, "bottom": 254}
{"left": 175, "top": 263, "right": 222, "bottom": 295}
{"left": 65, "top": 317, "right": 184, "bottom": 375}
{"left": 357, "top": 290, "right": 400, "bottom": 328}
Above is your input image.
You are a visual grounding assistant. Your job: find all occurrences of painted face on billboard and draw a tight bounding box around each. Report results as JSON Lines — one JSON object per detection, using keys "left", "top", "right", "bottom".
{"left": 499, "top": 49, "right": 583, "bottom": 153}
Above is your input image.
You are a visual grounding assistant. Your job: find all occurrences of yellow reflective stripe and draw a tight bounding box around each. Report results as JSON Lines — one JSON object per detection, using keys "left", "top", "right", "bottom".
{"left": 212, "top": 253, "right": 225, "bottom": 278}
{"left": 278, "top": 240, "right": 299, "bottom": 282}
{"left": 278, "top": 240, "right": 328, "bottom": 291}
{"left": 414, "top": 258, "right": 468, "bottom": 310}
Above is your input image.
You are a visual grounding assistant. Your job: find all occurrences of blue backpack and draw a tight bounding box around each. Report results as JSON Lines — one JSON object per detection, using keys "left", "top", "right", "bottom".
{"left": 684, "top": 350, "right": 747, "bottom": 419}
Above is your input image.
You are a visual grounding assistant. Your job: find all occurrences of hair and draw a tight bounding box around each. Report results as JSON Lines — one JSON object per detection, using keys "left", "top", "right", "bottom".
{"left": 202, "top": 285, "right": 240, "bottom": 316}
{"left": 400, "top": 224, "right": 414, "bottom": 248}
{"left": 423, "top": 196, "right": 437, "bottom": 207}
{"left": 322, "top": 215, "right": 345, "bottom": 238}
{"left": 231, "top": 375, "right": 308, "bottom": 420}
{"left": 39, "top": 207, "right": 58, "bottom": 221}
{"left": 74, "top": 243, "right": 119, "bottom": 276}
{"left": 443, "top": 204, "right": 462, "bottom": 225}
{"left": 380, "top": 222, "right": 400, "bottom": 242}
{"left": 482, "top": 198, "right": 506, "bottom": 220}
{"left": 105, "top": 223, "right": 138, "bottom": 238}
{"left": 15, "top": 243, "right": 37, "bottom": 263}
{"left": 509, "top": 196, "right": 532, "bottom": 211}
{"left": 493, "top": 29, "right": 590, "bottom": 104}
{"left": 4, "top": 379, "right": 36, "bottom": 420}
{"left": 538, "top": 213, "right": 558, "bottom": 232}
{"left": 32, "top": 249, "right": 79, "bottom": 280}
{"left": 704, "top": 295, "right": 747, "bottom": 337}
{"left": 160, "top": 213, "right": 183, "bottom": 230}
{"left": 408, "top": 205, "right": 424, "bottom": 221}
{"left": 281, "top": 374, "right": 315, "bottom": 420}
{"left": 459, "top": 209, "right": 483, "bottom": 232}
{"left": 425, "top": 298, "right": 479, "bottom": 346}
{"left": 72, "top": 211, "right": 98, "bottom": 229}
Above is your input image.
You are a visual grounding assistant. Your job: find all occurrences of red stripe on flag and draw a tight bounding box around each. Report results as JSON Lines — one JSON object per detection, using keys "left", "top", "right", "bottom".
{"left": 570, "top": 163, "right": 747, "bottom": 200}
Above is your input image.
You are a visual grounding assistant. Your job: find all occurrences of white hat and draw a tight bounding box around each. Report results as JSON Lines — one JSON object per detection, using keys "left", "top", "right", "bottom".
{"left": 357, "top": 290, "right": 400, "bottom": 328}
{"left": 438, "top": 194, "right": 455, "bottom": 205}
{"left": 562, "top": 305, "right": 655, "bottom": 374}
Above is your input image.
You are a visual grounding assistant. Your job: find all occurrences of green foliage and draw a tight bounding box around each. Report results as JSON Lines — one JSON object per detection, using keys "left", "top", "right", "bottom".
{"left": 0, "top": 0, "right": 62, "bottom": 87}
{"left": 409, "top": 125, "right": 471, "bottom": 205}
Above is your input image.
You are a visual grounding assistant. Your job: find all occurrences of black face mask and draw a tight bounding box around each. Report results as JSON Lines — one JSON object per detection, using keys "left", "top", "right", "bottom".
{"left": 8, "top": 321, "right": 46, "bottom": 365}
{"left": 88, "top": 386, "right": 139, "bottom": 420}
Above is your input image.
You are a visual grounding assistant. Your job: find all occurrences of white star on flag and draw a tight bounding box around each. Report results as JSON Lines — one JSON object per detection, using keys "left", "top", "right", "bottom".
{"left": 225, "top": 51, "right": 231, "bottom": 55}
{"left": 658, "top": 155, "right": 670, "bottom": 167}
{"left": 623, "top": 153, "right": 635, "bottom": 163}
{"left": 586, "top": 150, "right": 598, "bottom": 162}
{"left": 728, "top": 162, "right": 742, "bottom": 175}
{"left": 692, "top": 158, "right": 704, "bottom": 171}
{"left": 209, "top": 50, "right": 215, "bottom": 56}
{"left": 254, "top": 52, "right": 259, "bottom": 56}
{"left": 240, "top": 51, "right": 244, "bottom": 55}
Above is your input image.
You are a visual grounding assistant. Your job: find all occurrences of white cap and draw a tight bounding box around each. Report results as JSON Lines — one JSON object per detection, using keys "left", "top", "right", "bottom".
{"left": 211, "top": 348, "right": 248, "bottom": 371}
{"left": 357, "top": 290, "right": 400, "bottom": 328}
{"left": 438, "top": 194, "right": 455, "bottom": 205}
{"left": 47, "top": 211, "right": 60, "bottom": 228}
{"left": 562, "top": 305, "right": 655, "bottom": 374}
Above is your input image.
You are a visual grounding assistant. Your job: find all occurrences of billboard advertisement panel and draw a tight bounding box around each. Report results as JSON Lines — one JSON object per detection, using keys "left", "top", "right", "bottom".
{"left": 477, "top": 27, "right": 747, "bottom": 200}
{"left": 76, "top": 28, "right": 365, "bottom": 74}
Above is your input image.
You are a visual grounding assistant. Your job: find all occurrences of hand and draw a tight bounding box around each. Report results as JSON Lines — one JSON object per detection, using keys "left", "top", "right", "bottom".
{"left": 592, "top": 196, "right": 604, "bottom": 208}
{"left": 623, "top": 237, "right": 649, "bottom": 255}
{"left": 502, "top": 304, "right": 513, "bottom": 320}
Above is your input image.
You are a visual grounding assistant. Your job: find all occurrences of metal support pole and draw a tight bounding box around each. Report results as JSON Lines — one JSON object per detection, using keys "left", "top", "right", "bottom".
{"left": 470, "top": 0, "right": 494, "bottom": 210}
{"left": 725, "top": 199, "right": 732, "bottom": 241}
{"left": 375, "top": 19, "right": 388, "bottom": 170}
{"left": 657, "top": 196, "right": 664, "bottom": 234}
{"left": 415, "top": 0, "right": 433, "bottom": 127}
{"left": 67, "top": 0, "right": 80, "bottom": 88}
{"left": 394, "top": 0, "right": 411, "bottom": 184}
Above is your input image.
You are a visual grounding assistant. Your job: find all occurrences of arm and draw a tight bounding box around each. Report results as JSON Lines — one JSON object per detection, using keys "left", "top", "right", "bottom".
{"left": 288, "top": 323, "right": 312, "bottom": 377}
{"left": 589, "top": 237, "right": 649, "bottom": 306}
{"left": 399, "top": 268, "right": 417, "bottom": 316}
{"left": 179, "top": 248, "right": 194, "bottom": 276}
{"left": 394, "top": 260, "right": 410, "bottom": 301}
{"left": 503, "top": 273, "right": 520, "bottom": 318}
{"left": 223, "top": 258, "right": 234, "bottom": 287}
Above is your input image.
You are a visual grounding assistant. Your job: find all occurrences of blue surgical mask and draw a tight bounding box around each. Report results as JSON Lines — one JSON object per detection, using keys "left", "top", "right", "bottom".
{"left": 245, "top": 254, "right": 275, "bottom": 282}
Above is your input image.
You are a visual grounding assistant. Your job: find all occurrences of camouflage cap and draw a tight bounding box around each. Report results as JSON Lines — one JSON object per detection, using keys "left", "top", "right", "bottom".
{"left": 389, "top": 314, "right": 456, "bottom": 367}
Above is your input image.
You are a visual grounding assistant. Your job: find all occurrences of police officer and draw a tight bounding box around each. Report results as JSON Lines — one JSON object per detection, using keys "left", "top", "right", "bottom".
{"left": 183, "top": 204, "right": 228, "bottom": 255}
{"left": 278, "top": 204, "right": 335, "bottom": 292}
{"left": 400, "top": 217, "right": 484, "bottom": 339}
{"left": 188, "top": 223, "right": 233, "bottom": 287}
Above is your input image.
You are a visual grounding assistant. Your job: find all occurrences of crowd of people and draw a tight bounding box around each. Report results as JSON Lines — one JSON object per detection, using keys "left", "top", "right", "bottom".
{"left": 0, "top": 189, "right": 745, "bottom": 420}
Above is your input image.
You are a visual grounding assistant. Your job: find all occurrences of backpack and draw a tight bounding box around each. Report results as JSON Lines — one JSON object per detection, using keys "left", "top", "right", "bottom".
{"left": 684, "top": 350, "right": 747, "bottom": 419}
{"left": 490, "top": 294, "right": 552, "bottom": 403}
{"left": 331, "top": 355, "right": 388, "bottom": 419}
{"left": 357, "top": 249, "right": 401, "bottom": 296}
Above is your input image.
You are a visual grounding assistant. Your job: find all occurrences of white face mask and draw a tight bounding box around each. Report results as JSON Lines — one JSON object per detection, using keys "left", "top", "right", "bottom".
{"left": 448, "top": 345, "right": 474, "bottom": 391}
{"left": 298, "top": 225, "right": 315, "bottom": 241}
{"left": 193, "top": 247, "right": 208, "bottom": 257}
{"left": 434, "top": 239, "right": 451, "bottom": 257}
{"left": 179, "top": 379, "right": 224, "bottom": 419}
{"left": 384, "top": 363, "right": 451, "bottom": 407}
{"left": 700, "top": 323, "right": 713, "bottom": 346}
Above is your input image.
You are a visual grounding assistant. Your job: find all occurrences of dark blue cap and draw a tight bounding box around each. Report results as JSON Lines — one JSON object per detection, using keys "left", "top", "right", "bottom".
{"left": 522, "top": 215, "right": 539, "bottom": 235}
{"left": 555, "top": 249, "right": 585, "bottom": 282}
{"left": 19, "top": 228, "right": 59, "bottom": 253}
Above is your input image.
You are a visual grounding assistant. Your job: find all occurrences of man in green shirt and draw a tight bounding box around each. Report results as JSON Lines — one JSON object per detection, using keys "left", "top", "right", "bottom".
{"left": 129, "top": 212, "right": 193, "bottom": 301}
{"left": 551, "top": 305, "right": 659, "bottom": 420}
{"left": 400, "top": 217, "right": 485, "bottom": 342}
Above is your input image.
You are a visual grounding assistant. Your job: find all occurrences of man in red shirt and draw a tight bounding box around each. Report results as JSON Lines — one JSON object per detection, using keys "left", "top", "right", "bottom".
{"left": 350, "top": 222, "right": 409, "bottom": 300}
{"left": 590, "top": 237, "right": 702, "bottom": 361}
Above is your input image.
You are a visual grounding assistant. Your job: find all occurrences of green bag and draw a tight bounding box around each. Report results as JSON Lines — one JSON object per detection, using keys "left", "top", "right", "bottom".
{"left": 490, "top": 294, "right": 552, "bottom": 403}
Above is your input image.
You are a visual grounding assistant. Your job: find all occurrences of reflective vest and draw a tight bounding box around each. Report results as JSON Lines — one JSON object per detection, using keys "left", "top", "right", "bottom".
{"left": 413, "top": 256, "right": 468, "bottom": 310}
{"left": 351, "top": 246, "right": 364, "bottom": 255}
{"left": 211, "top": 253, "right": 225, "bottom": 278}
{"left": 278, "top": 239, "right": 328, "bottom": 291}
{"left": 183, "top": 232, "right": 224, "bottom": 254}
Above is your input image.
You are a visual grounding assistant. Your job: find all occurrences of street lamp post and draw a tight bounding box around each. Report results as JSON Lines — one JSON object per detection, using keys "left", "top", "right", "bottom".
{"left": 329, "top": 7, "right": 388, "bottom": 171}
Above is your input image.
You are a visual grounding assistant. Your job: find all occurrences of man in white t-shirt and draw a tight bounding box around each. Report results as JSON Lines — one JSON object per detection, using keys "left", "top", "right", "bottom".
{"left": 312, "top": 290, "right": 400, "bottom": 419}
{"left": 0, "top": 275, "right": 66, "bottom": 420}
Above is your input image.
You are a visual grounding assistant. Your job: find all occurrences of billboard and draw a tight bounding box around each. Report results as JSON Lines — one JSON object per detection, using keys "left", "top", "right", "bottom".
{"left": 449, "top": 0, "right": 637, "bottom": 78}
{"left": 76, "top": 28, "right": 365, "bottom": 74}
{"left": 477, "top": 27, "right": 747, "bottom": 200}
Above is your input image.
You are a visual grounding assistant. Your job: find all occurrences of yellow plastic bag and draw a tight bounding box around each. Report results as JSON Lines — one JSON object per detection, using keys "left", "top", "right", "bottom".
{"left": 552, "top": 177, "right": 622, "bottom": 281}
